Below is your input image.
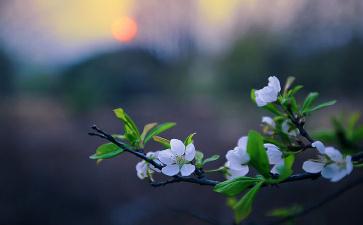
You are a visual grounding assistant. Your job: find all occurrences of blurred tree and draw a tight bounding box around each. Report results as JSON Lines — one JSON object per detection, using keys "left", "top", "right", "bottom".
{"left": 60, "top": 48, "right": 171, "bottom": 111}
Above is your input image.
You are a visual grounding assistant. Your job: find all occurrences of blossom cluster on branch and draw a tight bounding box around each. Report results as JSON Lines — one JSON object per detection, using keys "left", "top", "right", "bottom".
{"left": 89, "top": 76, "right": 363, "bottom": 224}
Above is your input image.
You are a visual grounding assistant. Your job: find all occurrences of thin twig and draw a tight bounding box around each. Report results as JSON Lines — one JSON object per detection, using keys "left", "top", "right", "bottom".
{"left": 90, "top": 125, "right": 163, "bottom": 170}
{"left": 266, "top": 176, "right": 363, "bottom": 225}
{"left": 89, "top": 125, "right": 363, "bottom": 188}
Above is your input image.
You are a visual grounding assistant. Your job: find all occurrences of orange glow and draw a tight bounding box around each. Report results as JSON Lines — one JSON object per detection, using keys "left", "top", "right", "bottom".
{"left": 111, "top": 17, "right": 138, "bottom": 42}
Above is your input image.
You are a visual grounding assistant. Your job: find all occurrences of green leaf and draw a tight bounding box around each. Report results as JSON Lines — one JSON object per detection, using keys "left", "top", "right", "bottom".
{"left": 214, "top": 176, "right": 262, "bottom": 197}
{"left": 301, "top": 92, "right": 319, "bottom": 113}
{"left": 184, "top": 133, "right": 197, "bottom": 145}
{"left": 140, "top": 123, "right": 158, "bottom": 142}
{"left": 267, "top": 204, "right": 303, "bottom": 218}
{"left": 113, "top": 108, "right": 140, "bottom": 139}
{"left": 275, "top": 154, "right": 295, "bottom": 182}
{"left": 288, "top": 85, "right": 304, "bottom": 96}
{"left": 194, "top": 151, "right": 204, "bottom": 168}
{"left": 143, "top": 122, "right": 176, "bottom": 144}
{"left": 304, "top": 100, "right": 336, "bottom": 114}
{"left": 290, "top": 97, "right": 299, "bottom": 112}
{"left": 348, "top": 113, "right": 360, "bottom": 132}
{"left": 203, "top": 155, "right": 220, "bottom": 165}
{"left": 90, "top": 143, "right": 124, "bottom": 159}
{"left": 233, "top": 181, "right": 264, "bottom": 223}
{"left": 352, "top": 126, "right": 363, "bottom": 142}
{"left": 247, "top": 131, "right": 271, "bottom": 178}
{"left": 283, "top": 76, "right": 295, "bottom": 94}
{"left": 152, "top": 136, "right": 171, "bottom": 148}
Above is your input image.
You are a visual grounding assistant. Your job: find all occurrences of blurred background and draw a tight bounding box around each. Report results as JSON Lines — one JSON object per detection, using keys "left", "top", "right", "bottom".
{"left": 1, "top": 0, "right": 363, "bottom": 224}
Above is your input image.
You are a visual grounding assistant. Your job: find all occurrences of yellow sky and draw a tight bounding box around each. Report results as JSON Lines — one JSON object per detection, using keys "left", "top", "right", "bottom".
{"left": 35, "top": 0, "right": 134, "bottom": 41}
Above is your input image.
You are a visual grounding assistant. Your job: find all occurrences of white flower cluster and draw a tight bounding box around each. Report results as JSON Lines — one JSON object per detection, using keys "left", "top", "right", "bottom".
{"left": 225, "top": 136, "right": 284, "bottom": 179}
{"left": 136, "top": 76, "right": 353, "bottom": 183}
{"left": 136, "top": 139, "right": 196, "bottom": 179}
{"left": 224, "top": 134, "right": 353, "bottom": 182}
{"left": 303, "top": 141, "right": 353, "bottom": 182}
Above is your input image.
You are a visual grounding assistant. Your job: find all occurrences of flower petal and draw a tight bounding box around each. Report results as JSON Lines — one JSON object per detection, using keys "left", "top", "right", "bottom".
{"left": 321, "top": 164, "right": 345, "bottom": 182}
{"left": 227, "top": 165, "right": 249, "bottom": 179}
{"left": 268, "top": 76, "right": 281, "bottom": 93}
{"left": 170, "top": 139, "right": 185, "bottom": 156}
{"left": 180, "top": 164, "right": 195, "bottom": 176}
{"left": 237, "top": 136, "right": 248, "bottom": 150}
{"left": 161, "top": 164, "right": 180, "bottom": 176}
{"left": 302, "top": 160, "right": 325, "bottom": 173}
{"left": 184, "top": 143, "right": 196, "bottom": 161}
{"left": 226, "top": 150, "right": 244, "bottom": 170}
{"left": 158, "top": 150, "right": 176, "bottom": 165}
{"left": 311, "top": 141, "right": 325, "bottom": 154}
{"left": 259, "top": 86, "right": 278, "bottom": 103}
{"left": 265, "top": 144, "right": 283, "bottom": 165}
{"left": 136, "top": 161, "right": 147, "bottom": 179}
{"left": 324, "top": 147, "right": 343, "bottom": 162}
{"left": 236, "top": 147, "right": 250, "bottom": 164}
{"left": 255, "top": 90, "right": 267, "bottom": 107}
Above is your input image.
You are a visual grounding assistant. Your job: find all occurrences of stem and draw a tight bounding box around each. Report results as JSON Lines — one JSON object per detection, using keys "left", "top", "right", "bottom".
{"left": 89, "top": 125, "right": 363, "bottom": 188}
{"left": 90, "top": 125, "right": 163, "bottom": 170}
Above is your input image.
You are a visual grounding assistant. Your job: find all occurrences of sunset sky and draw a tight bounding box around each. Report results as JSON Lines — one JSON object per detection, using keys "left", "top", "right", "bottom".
{"left": 0, "top": 0, "right": 360, "bottom": 69}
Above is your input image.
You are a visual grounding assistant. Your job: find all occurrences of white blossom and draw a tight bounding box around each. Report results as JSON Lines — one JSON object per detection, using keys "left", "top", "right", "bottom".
{"left": 265, "top": 143, "right": 284, "bottom": 174}
{"left": 225, "top": 136, "right": 250, "bottom": 179}
{"left": 302, "top": 141, "right": 353, "bottom": 182}
{"left": 136, "top": 151, "right": 161, "bottom": 180}
{"left": 255, "top": 76, "right": 281, "bottom": 107}
{"left": 157, "top": 139, "right": 196, "bottom": 176}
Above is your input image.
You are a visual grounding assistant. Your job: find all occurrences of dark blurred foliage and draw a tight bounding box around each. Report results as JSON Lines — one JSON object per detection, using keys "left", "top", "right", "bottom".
{"left": 0, "top": 48, "right": 14, "bottom": 96}
{"left": 218, "top": 34, "right": 363, "bottom": 98}
{"left": 58, "top": 48, "right": 197, "bottom": 112}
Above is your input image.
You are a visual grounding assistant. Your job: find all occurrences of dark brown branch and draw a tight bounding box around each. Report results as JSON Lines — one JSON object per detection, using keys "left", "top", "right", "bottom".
{"left": 88, "top": 124, "right": 363, "bottom": 189}
{"left": 90, "top": 125, "right": 163, "bottom": 170}
{"left": 266, "top": 176, "right": 363, "bottom": 225}
{"left": 285, "top": 105, "right": 314, "bottom": 143}
{"left": 151, "top": 176, "right": 219, "bottom": 187}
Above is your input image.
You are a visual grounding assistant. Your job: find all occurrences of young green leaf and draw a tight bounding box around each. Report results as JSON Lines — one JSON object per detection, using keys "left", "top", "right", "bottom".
{"left": 143, "top": 122, "right": 176, "bottom": 144}
{"left": 194, "top": 151, "right": 204, "bottom": 168}
{"left": 184, "top": 133, "right": 197, "bottom": 145}
{"left": 233, "top": 181, "right": 264, "bottom": 223}
{"left": 304, "top": 100, "right": 336, "bottom": 114}
{"left": 90, "top": 143, "right": 124, "bottom": 159}
{"left": 274, "top": 154, "right": 295, "bottom": 183}
{"left": 301, "top": 92, "right": 319, "bottom": 113}
{"left": 283, "top": 76, "right": 296, "bottom": 94}
{"left": 203, "top": 155, "right": 220, "bottom": 165}
{"left": 267, "top": 204, "right": 303, "bottom": 218}
{"left": 214, "top": 176, "right": 262, "bottom": 197}
{"left": 140, "top": 123, "right": 158, "bottom": 142}
{"left": 152, "top": 136, "right": 171, "bottom": 148}
{"left": 288, "top": 85, "right": 304, "bottom": 96}
{"left": 113, "top": 108, "right": 140, "bottom": 139}
{"left": 247, "top": 131, "right": 271, "bottom": 178}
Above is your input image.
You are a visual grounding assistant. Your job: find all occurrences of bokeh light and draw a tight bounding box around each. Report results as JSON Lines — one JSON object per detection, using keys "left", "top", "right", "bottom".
{"left": 111, "top": 17, "right": 138, "bottom": 43}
